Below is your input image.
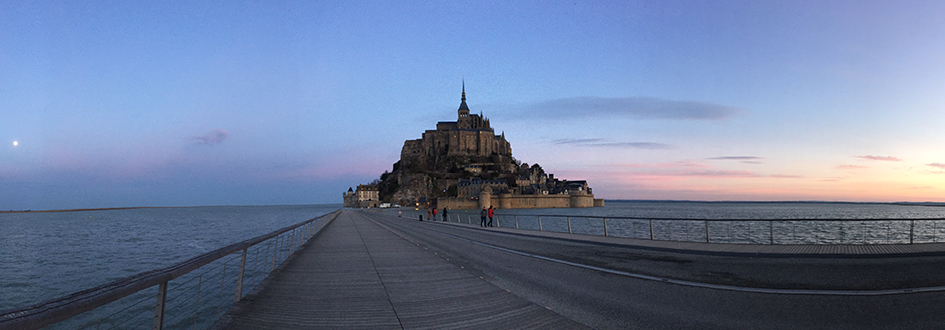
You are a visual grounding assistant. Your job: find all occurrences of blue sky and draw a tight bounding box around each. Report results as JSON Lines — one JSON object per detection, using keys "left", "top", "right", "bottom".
{"left": 3, "top": 1, "right": 945, "bottom": 210}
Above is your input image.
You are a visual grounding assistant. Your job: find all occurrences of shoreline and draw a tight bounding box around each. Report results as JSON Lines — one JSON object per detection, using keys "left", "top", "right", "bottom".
{"left": 1, "top": 203, "right": 345, "bottom": 214}
{"left": 0, "top": 206, "right": 161, "bottom": 214}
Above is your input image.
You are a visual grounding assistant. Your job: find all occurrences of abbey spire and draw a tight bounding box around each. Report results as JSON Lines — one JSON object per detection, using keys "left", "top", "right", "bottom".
{"left": 458, "top": 80, "right": 470, "bottom": 117}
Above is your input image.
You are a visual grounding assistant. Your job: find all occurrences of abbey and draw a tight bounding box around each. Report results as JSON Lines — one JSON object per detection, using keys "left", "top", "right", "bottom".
{"left": 347, "top": 82, "right": 604, "bottom": 209}
{"left": 399, "top": 83, "right": 513, "bottom": 172}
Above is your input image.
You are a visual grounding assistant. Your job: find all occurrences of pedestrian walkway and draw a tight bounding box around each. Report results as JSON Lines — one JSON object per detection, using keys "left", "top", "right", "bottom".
{"left": 213, "top": 210, "right": 587, "bottom": 329}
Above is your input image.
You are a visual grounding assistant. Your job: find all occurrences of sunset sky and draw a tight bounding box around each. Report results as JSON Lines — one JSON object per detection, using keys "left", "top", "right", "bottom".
{"left": 4, "top": 1, "right": 945, "bottom": 210}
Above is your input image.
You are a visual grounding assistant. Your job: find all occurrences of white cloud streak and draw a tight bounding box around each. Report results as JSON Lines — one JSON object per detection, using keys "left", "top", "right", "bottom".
{"left": 517, "top": 97, "right": 743, "bottom": 121}
{"left": 553, "top": 138, "right": 673, "bottom": 150}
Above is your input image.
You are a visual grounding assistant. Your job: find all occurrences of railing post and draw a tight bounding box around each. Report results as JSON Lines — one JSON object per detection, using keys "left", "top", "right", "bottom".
{"left": 910, "top": 220, "right": 915, "bottom": 244}
{"left": 770, "top": 221, "right": 774, "bottom": 245}
{"left": 705, "top": 220, "right": 709, "bottom": 243}
{"left": 649, "top": 219, "right": 654, "bottom": 240}
{"left": 152, "top": 281, "right": 168, "bottom": 330}
{"left": 515, "top": 215, "right": 519, "bottom": 229}
{"left": 234, "top": 248, "right": 248, "bottom": 302}
{"left": 538, "top": 216, "right": 543, "bottom": 231}
{"left": 496, "top": 215, "right": 501, "bottom": 227}
{"left": 603, "top": 218, "right": 608, "bottom": 236}
{"left": 567, "top": 217, "right": 572, "bottom": 233}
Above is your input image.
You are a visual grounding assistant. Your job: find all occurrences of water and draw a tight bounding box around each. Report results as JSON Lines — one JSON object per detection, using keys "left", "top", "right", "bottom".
{"left": 0, "top": 204, "right": 339, "bottom": 314}
{"left": 413, "top": 201, "right": 945, "bottom": 244}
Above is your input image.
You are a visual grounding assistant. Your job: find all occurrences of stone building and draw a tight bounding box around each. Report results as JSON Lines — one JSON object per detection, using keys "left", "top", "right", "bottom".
{"left": 400, "top": 83, "right": 513, "bottom": 172}
{"left": 343, "top": 184, "right": 380, "bottom": 208}
{"left": 457, "top": 177, "right": 509, "bottom": 200}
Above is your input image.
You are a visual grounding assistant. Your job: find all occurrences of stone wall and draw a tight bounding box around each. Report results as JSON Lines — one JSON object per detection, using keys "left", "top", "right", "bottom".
{"left": 437, "top": 193, "right": 602, "bottom": 210}
{"left": 436, "top": 198, "right": 480, "bottom": 210}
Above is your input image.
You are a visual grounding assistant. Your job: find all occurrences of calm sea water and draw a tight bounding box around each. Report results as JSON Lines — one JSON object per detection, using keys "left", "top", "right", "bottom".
{"left": 0, "top": 204, "right": 340, "bottom": 313}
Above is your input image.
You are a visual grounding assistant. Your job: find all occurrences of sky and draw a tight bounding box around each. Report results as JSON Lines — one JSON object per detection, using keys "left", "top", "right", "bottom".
{"left": 3, "top": 0, "right": 945, "bottom": 210}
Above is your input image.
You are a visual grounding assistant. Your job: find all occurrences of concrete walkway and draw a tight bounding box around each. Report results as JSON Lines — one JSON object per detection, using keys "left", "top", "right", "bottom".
{"left": 213, "top": 210, "right": 587, "bottom": 329}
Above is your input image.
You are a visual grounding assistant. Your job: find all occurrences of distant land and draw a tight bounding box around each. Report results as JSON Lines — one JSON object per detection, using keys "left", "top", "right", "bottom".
{"left": 0, "top": 206, "right": 159, "bottom": 214}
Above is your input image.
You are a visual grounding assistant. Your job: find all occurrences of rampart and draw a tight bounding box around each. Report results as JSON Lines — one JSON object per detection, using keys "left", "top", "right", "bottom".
{"left": 437, "top": 192, "right": 603, "bottom": 210}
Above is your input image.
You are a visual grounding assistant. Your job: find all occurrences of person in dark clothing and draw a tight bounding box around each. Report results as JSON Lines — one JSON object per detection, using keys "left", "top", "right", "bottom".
{"left": 487, "top": 206, "right": 495, "bottom": 227}
{"left": 442, "top": 207, "right": 448, "bottom": 222}
{"left": 480, "top": 207, "right": 487, "bottom": 227}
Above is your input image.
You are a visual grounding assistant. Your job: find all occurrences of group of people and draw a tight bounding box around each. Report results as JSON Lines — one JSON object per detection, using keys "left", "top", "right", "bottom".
{"left": 480, "top": 206, "right": 495, "bottom": 227}
{"left": 419, "top": 205, "right": 495, "bottom": 227}
{"left": 424, "top": 207, "right": 449, "bottom": 221}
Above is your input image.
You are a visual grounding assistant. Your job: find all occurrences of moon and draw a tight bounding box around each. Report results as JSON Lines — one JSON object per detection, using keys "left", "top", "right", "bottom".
{"left": 12, "top": 141, "right": 17, "bottom": 146}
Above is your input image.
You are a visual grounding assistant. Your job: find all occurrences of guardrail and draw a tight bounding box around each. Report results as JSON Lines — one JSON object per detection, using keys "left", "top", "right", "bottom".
{"left": 400, "top": 209, "right": 945, "bottom": 245}
{"left": 0, "top": 209, "right": 341, "bottom": 330}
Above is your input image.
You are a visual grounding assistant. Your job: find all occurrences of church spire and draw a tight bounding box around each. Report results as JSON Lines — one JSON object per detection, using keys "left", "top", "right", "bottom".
{"left": 457, "top": 78, "right": 470, "bottom": 116}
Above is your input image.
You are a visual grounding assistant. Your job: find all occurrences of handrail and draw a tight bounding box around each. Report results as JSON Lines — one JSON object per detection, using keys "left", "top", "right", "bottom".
{"left": 0, "top": 209, "right": 341, "bottom": 330}
{"left": 409, "top": 208, "right": 945, "bottom": 245}
{"left": 481, "top": 214, "right": 945, "bottom": 222}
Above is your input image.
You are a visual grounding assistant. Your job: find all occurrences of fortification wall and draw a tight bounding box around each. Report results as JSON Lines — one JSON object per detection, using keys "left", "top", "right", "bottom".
{"left": 436, "top": 198, "right": 479, "bottom": 210}
{"left": 437, "top": 193, "right": 601, "bottom": 209}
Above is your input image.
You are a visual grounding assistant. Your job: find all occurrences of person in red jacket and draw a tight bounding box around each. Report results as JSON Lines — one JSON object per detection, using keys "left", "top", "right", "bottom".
{"left": 487, "top": 206, "right": 495, "bottom": 227}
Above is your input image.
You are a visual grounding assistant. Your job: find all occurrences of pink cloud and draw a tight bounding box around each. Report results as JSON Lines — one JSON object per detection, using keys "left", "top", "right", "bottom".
{"left": 677, "top": 170, "right": 757, "bottom": 178}
{"left": 836, "top": 165, "right": 867, "bottom": 170}
{"left": 769, "top": 174, "right": 803, "bottom": 179}
{"left": 927, "top": 163, "right": 945, "bottom": 169}
{"left": 855, "top": 155, "right": 901, "bottom": 162}
{"left": 193, "top": 129, "right": 228, "bottom": 145}
{"left": 658, "top": 160, "right": 711, "bottom": 168}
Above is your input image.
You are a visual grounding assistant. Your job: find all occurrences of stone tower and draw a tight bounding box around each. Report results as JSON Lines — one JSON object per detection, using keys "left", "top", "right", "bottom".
{"left": 457, "top": 81, "right": 470, "bottom": 127}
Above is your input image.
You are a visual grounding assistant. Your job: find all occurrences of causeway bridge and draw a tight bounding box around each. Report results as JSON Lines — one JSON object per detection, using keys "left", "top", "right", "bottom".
{"left": 221, "top": 210, "right": 945, "bottom": 329}
{"left": 8, "top": 209, "right": 945, "bottom": 329}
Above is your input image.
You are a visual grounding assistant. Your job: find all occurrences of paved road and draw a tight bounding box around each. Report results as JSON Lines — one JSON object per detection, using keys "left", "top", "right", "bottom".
{"left": 364, "top": 209, "right": 945, "bottom": 329}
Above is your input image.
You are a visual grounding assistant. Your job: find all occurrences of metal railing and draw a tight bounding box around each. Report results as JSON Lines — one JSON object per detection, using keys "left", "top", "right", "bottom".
{"left": 401, "top": 209, "right": 945, "bottom": 245}
{"left": 0, "top": 209, "right": 341, "bottom": 330}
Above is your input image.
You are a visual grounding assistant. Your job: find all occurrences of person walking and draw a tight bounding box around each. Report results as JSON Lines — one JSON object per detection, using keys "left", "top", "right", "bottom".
{"left": 487, "top": 206, "right": 495, "bottom": 227}
{"left": 427, "top": 207, "right": 431, "bottom": 221}
{"left": 432, "top": 207, "right": 438, "bottom": 221}
{"left": 442, "top": 207, "right": 448, "bottom": 222}
{"left": 480, "top": 207, "right": 487, "bottom": 227}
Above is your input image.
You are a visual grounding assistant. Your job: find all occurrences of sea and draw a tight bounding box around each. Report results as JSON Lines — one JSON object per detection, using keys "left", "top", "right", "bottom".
{"left": 0, "top": 204, "right": 340, "bottom": 315}
{"left": 4, "top": 201, "right": 945, "bottom": 328}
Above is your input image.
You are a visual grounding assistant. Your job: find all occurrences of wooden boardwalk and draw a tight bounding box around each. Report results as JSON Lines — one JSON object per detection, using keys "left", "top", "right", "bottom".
{"left": 213, "top": 210, "right": 587, "bottom": 329}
